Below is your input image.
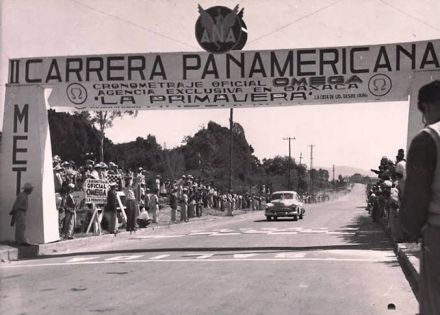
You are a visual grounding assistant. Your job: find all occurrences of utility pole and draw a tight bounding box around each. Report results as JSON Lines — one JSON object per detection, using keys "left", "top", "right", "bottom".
{"left": 309, "top": 144, "right": 315, "bottom": 194}
{"left": 332, "top": 164, "right": 335, "bottom": 187}
{"left": 229, "top": 108, "right": 234, "bottom": 192}
{"left": 283, "top": 137, "right": 295, "bottom": 189}
{"left": 298, "top": 152, "right": 303, "bottom": 191}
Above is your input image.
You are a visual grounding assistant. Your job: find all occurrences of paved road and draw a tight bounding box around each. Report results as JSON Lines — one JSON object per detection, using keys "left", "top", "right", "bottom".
{"left": 0, "top": 184, "right": 418, "bottom": 315}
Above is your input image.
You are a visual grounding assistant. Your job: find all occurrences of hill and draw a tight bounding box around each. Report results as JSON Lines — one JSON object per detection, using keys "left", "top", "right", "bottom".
{"left": 318, "top": 165, "right": 375, "bottom": 178}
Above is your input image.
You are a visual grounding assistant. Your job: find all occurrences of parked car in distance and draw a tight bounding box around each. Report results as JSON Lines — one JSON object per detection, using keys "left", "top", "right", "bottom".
{"left": 265, "top": 191, "right": 305, "bottom": 221}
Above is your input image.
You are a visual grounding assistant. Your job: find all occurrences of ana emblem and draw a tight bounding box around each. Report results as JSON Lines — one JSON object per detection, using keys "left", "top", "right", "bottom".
{"left": 195, "top": 5, "right": 247, "bottom": 54}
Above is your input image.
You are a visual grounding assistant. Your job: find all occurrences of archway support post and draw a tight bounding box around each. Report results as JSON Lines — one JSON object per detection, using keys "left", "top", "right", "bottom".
{"left": 0, "top": 85, "right": 59, "bottom": 243}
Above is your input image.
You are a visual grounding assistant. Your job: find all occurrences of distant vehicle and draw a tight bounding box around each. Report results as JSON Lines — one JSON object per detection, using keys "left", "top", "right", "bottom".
{"left": 265, "top": 191, "right": 305, "bottom": 221}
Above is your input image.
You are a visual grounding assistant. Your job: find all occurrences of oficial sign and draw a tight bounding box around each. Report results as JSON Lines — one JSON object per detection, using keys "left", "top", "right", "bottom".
{"left": 84, "top": 179, "right": 108, "bottom": 204}
{"left": 8, "top": 39, "right": 440, "bottom": 110}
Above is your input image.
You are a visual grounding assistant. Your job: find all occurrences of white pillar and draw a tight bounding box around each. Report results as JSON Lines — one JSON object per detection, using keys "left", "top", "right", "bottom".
{"left": 0, "top": 85, "right": 59, "bottom": 244}
{"left": 407, "top": 70, "right": 440, "bottom": 151}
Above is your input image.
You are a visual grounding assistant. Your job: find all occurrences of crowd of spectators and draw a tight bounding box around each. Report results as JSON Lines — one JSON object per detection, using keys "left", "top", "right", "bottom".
{"left": 52, "top": 154, "right": 337, "bottom": 239}
{"left": 52, "top": 155, "right": 268, "bottom": 238}
{"left": 367, "top": 149, "right": 406, "bottom": 241}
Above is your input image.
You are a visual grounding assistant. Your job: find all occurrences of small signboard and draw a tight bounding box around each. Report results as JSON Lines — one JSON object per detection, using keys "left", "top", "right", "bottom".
{"left": 84, "top": 179, "right": 108, "bottom": 204}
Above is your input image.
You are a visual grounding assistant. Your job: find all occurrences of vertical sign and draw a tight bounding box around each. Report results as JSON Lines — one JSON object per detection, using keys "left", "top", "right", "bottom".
{"left": 0, "top": 85, "right": 59, "bottom": 243}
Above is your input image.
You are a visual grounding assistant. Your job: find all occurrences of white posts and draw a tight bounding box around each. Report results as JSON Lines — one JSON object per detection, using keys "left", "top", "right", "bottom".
{"left": 0, "top": 85, "right": 59, "bottom": 243}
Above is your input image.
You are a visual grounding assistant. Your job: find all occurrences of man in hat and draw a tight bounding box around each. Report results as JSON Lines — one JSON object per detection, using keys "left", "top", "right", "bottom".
{"left": 91, "top": 164, "right": 101, "bottom": 180}
{"left": 98, "top": 162, "right": 108, "bottom": 180}
{"left": 108, "top": 162, "right": 117, "bottom": 175}
{"left": 170, "top": 187, "right": 178, "bottom": 223}
{"left": 401, "top": 80, "right": 440, "bottom": 314}
{"left": 136, "top": 207, "right": 152, "bottom": 228}
{"left": 149, "top": 190, "right": 160, "bottom": 224}
{"left": 207, "top": 185, "right": 214, "bottom": 209}
{"left": 123, "top": 176, "right": 138, "bottom": 232}
{"left": 53, "top": 165, "right": 64, "bottom": 193}
{"left": 226, "top": 191, "right": 233, "bottom": 216}
{"left": 61, "top": 161, "right": 75, "bottom": 185}
{"left": 395, "top": 149, "right": 406, "bottom": 190}
{"left": 136, "top": 167, "right": 145, "bottom": 184}
{"left": 53, "top": 155, "right": 61, "bottom": 166}
{"left": 61, "top": 183, "right": 76, "bottom": 239}
{"left": 177, "top": 175, "right": 185, "bottom": 200}
{"left": 188, "top": 187, "right": 196, "bottom": 218}
{"left": 187, "top": 175, "right": 193, "bottom": 187}
{"left": 10, "top": 183, "right": 34, "bottom": 245}
{"left": 180, "top": 188, "right": 189, "bottom": 222}
{"left": 82, "top": 160, "right": 94, "bottom": 179}
{"left": 106, "top": 182, "right": 119, "bottom": 234}
{"left": 396, "top": 148, "right": 405, "bottom": 163}
{"left": 143, "top": 188, "right": 151, "bottom": 211}
{"left": 85, "top": 159, "right": 95, "bottom": 167}
{"left": 136, "top": 185, "right": 152, "bottom": 229}
{"left": 155, "top": 174, "right": 161, "bottom": 195}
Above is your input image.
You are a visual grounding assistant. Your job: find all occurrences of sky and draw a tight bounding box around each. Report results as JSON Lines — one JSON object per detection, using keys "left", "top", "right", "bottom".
{"left": 1, "top": 0, "right": 440, "bottom": 171}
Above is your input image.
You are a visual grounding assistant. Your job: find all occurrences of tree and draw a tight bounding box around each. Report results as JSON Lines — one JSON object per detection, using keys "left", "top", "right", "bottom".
{"left": 163, "top": 149, "right": 185, "bottom": 180}
{"left": 316, "top": 169, "right": 330, "bottom": 189}
{"left": 179, "top": 121, "right": 259, "bottom": 190}
{"left": 80, "top": 111, "right": 137, "bottom": 162}
{"left": 106, "top": 134, "right": 163, "bottom": 171}
{"left": 47, "top": 113, "right": 338, "bottom": 194}
{"left": 48, "top": 109, "right": 107, "bottom": 163}
{"left": 336, "top": 174, "right": 348, "bottom": 189}
{"left": 260, "top": 156, "right": 311, "bottom": 191}
{"left": 350, "top": 173, "right": 364, "bottom": 183}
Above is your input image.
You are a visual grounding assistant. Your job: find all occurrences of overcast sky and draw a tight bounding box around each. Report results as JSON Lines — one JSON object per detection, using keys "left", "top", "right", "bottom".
{"left": 2, "top": 0, "right": 440, "bottom": 171}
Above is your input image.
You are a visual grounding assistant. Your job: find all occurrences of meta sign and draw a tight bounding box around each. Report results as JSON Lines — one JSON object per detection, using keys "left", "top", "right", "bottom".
{"left": 7, "top": 39, "right": 440, "bottom": 111}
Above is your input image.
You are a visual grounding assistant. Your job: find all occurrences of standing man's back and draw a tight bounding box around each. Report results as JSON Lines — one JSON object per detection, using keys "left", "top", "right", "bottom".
{"left": 401, "top": 80, "right": 440, "bottom": 314}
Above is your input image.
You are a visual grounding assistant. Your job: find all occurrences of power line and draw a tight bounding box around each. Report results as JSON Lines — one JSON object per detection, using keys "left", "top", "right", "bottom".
{"left": 379, "top": 0, "right": 440, "bottom": 33}
{"left": 69, "top": 0, "right": 199, "bottom": 50}
{"left": 249, "top": 0, "right": 344, "bottom": 44}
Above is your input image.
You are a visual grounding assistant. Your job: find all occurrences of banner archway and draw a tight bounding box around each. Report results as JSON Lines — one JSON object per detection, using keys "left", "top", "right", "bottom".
{"left": 1, "top": 39, "right": 439, "bottom": 243}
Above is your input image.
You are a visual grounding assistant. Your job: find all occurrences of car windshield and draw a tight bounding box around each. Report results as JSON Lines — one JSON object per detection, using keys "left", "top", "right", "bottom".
{"left": 271, "top": 193, "right": 295, "bottom": 201}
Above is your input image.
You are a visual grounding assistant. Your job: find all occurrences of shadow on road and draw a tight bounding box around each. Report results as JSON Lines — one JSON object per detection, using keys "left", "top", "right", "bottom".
{"left": 254, "top": 219, "right": 299, "bottom": 222}
{"left": 30, "top": 242, "right": 396, "bottom": 261}
{"left": 338, "top": 213, "right": 392, "bottom": 250}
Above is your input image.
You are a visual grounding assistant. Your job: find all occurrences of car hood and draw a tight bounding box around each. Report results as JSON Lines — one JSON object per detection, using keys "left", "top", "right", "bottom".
{"left": 267, "top": 199, "right": 303, "bottom": 207}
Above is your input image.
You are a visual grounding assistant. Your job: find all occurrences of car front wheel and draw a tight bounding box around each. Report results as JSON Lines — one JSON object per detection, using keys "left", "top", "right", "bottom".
{"left": 266, "top": 216, "right": 272, "bottom": 221}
